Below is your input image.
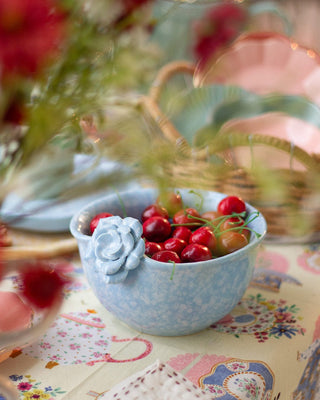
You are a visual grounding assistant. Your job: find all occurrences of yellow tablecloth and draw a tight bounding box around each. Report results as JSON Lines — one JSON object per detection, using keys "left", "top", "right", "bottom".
{"left": 1, "top": 240, "right": 319, "bottom": 399}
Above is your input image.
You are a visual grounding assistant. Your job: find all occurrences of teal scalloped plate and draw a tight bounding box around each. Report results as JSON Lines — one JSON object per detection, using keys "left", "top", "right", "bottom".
{"left": 0, "top": 155, "right": 140, "bottom": 233}
{"left": 165, "top": 84, "right": 320, "bottom": 154}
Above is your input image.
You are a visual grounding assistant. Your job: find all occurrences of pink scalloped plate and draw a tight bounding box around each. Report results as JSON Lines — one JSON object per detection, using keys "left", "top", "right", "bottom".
{"left": 195, "top": 32, "right": 320, "bottom": 106}
{"left": 220, "top": 112, "right": 320, "bottom": 170}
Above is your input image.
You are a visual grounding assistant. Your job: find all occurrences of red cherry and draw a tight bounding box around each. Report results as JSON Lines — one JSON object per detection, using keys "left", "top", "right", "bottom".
{"left": 157, "top": 191, "right": 183, "bottom": 216}
{"left": 172, "top": 208, "right": 202, "bottom": 228}
{"left": 189, "top": 226, "right": 217, "bottom": 253}
{"left": 152, "top": 250, "right": 181, "bottom": 263}
{"left": 163, "top": 237, "right": 187, "bottom": 255}
{"left": 220, "top": 216, "right": 250, "bottom": 240}
{"left": 201, "top": 210, "right": 220, "bottom": 227}
{"left": 216, "top": 231, "right": 248, "bottom": 256}
{"left": 143, "top": 216, "right": 172, "bottom": 242}
{"left": 181, "top": 243, "right": 212, "bottom": 263}
{"left": 144, "top": 241, "right": 164, "bottom": 257}
{"left": 90, "top": 212, "right": 113, "bottom": 234}
{"left": 141, "top": 203, "right": 169, "bottom": 223}
{"left": 172, "top": 226, "right": 192, "bottom": 242}
{"left": 217, "top": 196, "right": 246, "bottom": 216}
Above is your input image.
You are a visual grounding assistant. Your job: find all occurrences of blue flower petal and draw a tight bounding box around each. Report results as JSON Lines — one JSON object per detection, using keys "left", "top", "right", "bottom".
{"left": 125, "top": 239, "right": 145, "bottom": 270}
{"left": 104, "top": 268, "right": 129, "bottom": 284}
{"left": 120, "top": 229, "right": 135, "bottom": 255}
{"left": 124, "top": 217, "right": 143, "bottom": 240}
{"left": 97, "top": 256, "right": 126, "bottom": 275}
{"left": 95, "top": 231, "right": 123, "bottom": 260}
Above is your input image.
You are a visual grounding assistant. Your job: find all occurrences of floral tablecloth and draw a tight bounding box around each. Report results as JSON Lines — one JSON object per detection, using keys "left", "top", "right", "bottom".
{"left": 1, "top": 240, "right": 320, "bottom": 399}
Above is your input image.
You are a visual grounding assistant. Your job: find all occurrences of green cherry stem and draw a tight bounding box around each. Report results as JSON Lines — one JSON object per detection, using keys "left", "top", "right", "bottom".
{"left": 114, "top": 188, "right": 128, "bottom": 217}
{"left": 187, "top": 190, "right": 204, "bottom": 211}
{"left": 169, "top": 261, "right": 176, "bottom": 281}
{"left": 172, "top": 211, "right": 261, "bottom": 238}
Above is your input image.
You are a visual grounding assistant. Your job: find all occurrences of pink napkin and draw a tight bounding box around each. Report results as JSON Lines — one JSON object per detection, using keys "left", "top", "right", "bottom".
{"left": 104, "top": 360, "right": 214, "bottom": 399}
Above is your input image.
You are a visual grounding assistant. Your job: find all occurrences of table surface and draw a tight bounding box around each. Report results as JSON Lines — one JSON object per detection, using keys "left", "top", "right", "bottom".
{"left": 0, "top": 235, "right": 319, "bottom": 400}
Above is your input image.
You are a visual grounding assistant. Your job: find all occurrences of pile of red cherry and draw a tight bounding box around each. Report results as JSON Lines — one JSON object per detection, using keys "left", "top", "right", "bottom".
{"left": 89, "top": 192, "right": 256, "bottom": 264}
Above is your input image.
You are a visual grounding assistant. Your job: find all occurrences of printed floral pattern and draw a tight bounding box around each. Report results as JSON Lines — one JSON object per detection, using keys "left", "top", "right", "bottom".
{"left": 251, "top": 250, "right": 301, "bottom": 292}
{"left": 167, "top": 353, "right": 275, "bottom": 399}
{"left": 22, "top": 311, "right": 112, "bottom": 366}
{"left": 298, "top": 244, "right": 320, "bottom": 274}
{"left": 19, "top": 311, "right": 153, "bottom": 367}
{"left": 9, "top": 374, "right": 65, "bottom": 399}
{"left": 206, "top": 385, "right": 226, "bottom": 396}
{"left": 294, "top": 338, "right": 320, "bottom": 399}
{"left": 211, "top": 293, "right": 305, "bottom": 342}
{"left": 231, "top": 375, "right": 262, "bottom": 399}
{"left": 199, "top": 358, "right": 274, "bottom": 399}
{"left": 255, "top": 250, "right": 289, "bottom": 274}
{"left": 226, "top": 360, "right": 249, "bottom": 372}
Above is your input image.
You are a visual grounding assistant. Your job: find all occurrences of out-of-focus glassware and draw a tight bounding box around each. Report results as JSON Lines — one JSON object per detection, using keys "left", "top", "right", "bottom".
{"left": 0, "top": 262, "right": 63, "bottom": 400}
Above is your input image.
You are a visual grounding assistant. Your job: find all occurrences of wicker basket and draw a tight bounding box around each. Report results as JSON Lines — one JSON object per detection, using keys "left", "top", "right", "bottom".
{"left": 142, "top": 61, "right": 320, "bottom": 239}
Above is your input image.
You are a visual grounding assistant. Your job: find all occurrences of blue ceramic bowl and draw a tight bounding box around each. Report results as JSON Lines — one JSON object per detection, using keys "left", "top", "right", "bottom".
{"left": 70, "top": 188, "right": 267, "bottom": 336}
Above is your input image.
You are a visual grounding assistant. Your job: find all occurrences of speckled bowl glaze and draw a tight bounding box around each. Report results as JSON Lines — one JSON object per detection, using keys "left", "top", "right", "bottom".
{"left": 70, "top": 188, "right": 267, "bottom": 336}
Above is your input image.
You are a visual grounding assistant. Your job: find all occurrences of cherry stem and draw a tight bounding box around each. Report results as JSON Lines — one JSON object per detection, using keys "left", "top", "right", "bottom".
{"left": 115, "top": 188, "right": 127, "bottom": 217}
{"left": 187, "top": 190, "right": 204, "bottom": 211}
{"left": 171, "top": 211, "right": 261, "bottom": 238}
{"left": 169, "top": 261, "right": 176, "bottom": 281}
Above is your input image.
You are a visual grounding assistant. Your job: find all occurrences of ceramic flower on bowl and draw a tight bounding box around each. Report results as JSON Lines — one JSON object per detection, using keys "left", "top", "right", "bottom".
{"left": 85, "top": 215, "right": 145, "bottom": 284}
{"left": 70, "top": 188, "right": 267, "bottom": 336}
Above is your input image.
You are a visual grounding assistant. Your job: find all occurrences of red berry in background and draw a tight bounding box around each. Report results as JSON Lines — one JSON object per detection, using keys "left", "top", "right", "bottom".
{"left": 141, "top": 203, "right": 169, "bottom": 223}
{"left": 163, "top": 237, "right": 187, "bottom": 255}
{"left": 3, "top": 96, "right": 26, "bottom": 125}
{"left": 216, "top": 231, "right": 248, "bottom": 256}
{"left": 172, "top": 226, "right": 192, "bottom": 243}
{"left": 217, "top": 196, "right": 246, "bottom": 216}
{"left": 181, "top": 243, "right": 212, "bottom": 263}
{"left": 152, "top": 250, "right": 181, "bottom": 263}
{"left": 173, "top": 207, "right": 202, "bottom": 228}
{"left": 157, "top": 191, "right": 183, "bottom": 216}
{"left": 121, "top": 0, "right": 152, "bottom": 13}
{"left": 144, "top": 241, "right": 164, "bottom": 257}
{"left": 20, "top": 263, "right": 67, "bottom": 309}
{"left": 90, "top": 212, "right": 113, "bottom": 234}
{"left": 143, "top": 216, "right": 172, "bottom": 242}
{"left": 193, "top": 3, "right": 247, "bottom": 69}
{"left": 189, "top": 226, "right": 217, "bottom": 253}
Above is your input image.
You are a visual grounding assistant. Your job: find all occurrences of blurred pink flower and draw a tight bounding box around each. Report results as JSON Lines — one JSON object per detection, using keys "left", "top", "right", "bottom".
{"left": 20, "top": 262, "right": 68, "bottom": 309}
{"left": 0, "top": 0, "right": 66, "bottom": 80}
{"left": 121, "top": 0, "right": 152, "bottom": 13}
{"left": 193, "top": 3, "right": 248, "bottom": 69}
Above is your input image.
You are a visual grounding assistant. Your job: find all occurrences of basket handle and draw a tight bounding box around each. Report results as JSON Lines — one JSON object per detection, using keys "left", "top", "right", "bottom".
{"left": 208, "top": 131, "right": 320, "bottom": 172}
{"left": 142, "top": 61, "right": 195, "bottom": 149}
{"left": 143, "top": 61, "right": 320, "bottom": 172}
{"left": 149, "top": 60, "right": 195, "bottom": 103}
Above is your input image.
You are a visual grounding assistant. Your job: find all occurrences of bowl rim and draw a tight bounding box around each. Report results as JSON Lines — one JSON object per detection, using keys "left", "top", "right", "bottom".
{"left": 69, "top": 187, "right": 267, "bottom": 269}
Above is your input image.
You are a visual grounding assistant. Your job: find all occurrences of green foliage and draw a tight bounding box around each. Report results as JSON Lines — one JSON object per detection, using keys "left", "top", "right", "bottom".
{"left": 4, "top": 0, "right": 160, "bottom": 169}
